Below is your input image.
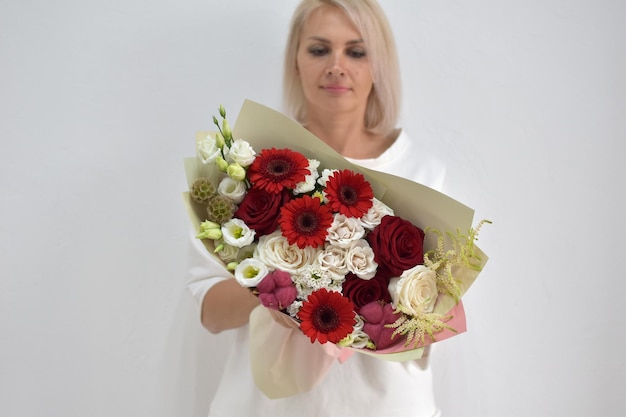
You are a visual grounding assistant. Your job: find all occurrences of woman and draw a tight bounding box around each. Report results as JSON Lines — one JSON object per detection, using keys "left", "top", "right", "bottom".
{"left": 187, "top": 1, "right": 445, "bottom": 415}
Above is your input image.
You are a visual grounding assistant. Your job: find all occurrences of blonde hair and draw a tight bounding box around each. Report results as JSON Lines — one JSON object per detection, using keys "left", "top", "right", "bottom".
{"left": 283, "top": 0, "right": 401, "bottom": 136}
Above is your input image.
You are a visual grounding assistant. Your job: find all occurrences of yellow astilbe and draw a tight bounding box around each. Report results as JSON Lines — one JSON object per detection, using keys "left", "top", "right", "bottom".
{"left": 389, "top": 310, "right": 456, "bottom": 348}
{"left": 424, "top": 219, "right": 491, "bottom": 302}
{"left": 387, "top": 219, "right": 490, "bottom": 348}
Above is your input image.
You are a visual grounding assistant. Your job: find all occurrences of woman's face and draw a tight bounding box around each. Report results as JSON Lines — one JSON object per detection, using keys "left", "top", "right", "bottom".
{"left": 296, "top": 5, "right": 373, "bottom": 120}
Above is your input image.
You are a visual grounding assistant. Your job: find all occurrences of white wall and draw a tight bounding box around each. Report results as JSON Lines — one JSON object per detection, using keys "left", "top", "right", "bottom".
{"left": 1, "top": 1, "right": 623, "bottom": 416}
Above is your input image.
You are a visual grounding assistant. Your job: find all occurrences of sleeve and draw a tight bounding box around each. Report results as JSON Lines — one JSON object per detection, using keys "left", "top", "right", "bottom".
{"left": 185, "top": 227, "right": 231, "bottom": 315}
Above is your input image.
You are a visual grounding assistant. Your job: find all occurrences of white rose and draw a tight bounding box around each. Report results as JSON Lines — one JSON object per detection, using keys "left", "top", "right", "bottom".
{"left": 318, "top": 244, "right": 349, "bottom": 278}
{"left": 221, "top": 218, "right": 255, "bottom": 248}
{"left": 254, "top": 231, "right": 318, "bottom": 274}
{"left": 326, "top": 214, "right": 366, "bottom": 247}
{"left": 345, "top": 239, "right": 377, "bottom": 280}
{"left": 234, "top": 258, "right": 268, "bottom": 287}
{"left": 359, "top": 197, "right": 394, "bottom": 230}
{"left": 227, "top": 138, "right": 256, "bottom": 167}
{"left": 388, "top": 265, "right": 438, "bottom": 316}
{"left": 197, "top": 133, "right": 221, "bottom": 163}
{"left": 217, "top": 176, "right": 247, "bottom": 204}
{"left": 294, "top": 159, "right": 320, "bottom": 195}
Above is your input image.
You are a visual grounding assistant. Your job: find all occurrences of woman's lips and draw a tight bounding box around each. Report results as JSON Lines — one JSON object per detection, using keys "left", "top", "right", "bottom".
{"left": 321, "top": 85, "right": 350, "bottom": 93}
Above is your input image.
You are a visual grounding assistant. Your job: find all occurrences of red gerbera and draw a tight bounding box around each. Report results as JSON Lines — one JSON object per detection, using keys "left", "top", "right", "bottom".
{"left": 279, "top": 195, "right": 333, "bottom": 248}
{"left": 298, "top": 288, "right": 356, "bottom": 344}
{"left": 325, "top": 169, "right": 374, "bottom": 217}
{"left": 247, "top": 148, "right": 310, "bottom": 194}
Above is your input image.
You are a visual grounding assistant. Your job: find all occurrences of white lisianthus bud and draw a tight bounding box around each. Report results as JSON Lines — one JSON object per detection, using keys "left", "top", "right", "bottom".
{"left": 227, "top": 139, "right": 256, "bottom": 167}
{"left": 200, "top": 220, "right": 220, "bottom": 229}
{"left": 218, "top": 176, "right": 247, "bottom": 204}
{"left": 227, "top": 163, "right": 246, "bottom": 181}
{"left": 197, "top": 227, "right": 222, "bottom": 240}
{"left": 216, "top": 156, "right": 229, "bottom": 172}
{"left": 234, "top": 258, "right": 268, "bottom": 287}
{"left": 388, "top": 265, "right": 438, "bottom": 316}
{"left": 196, "top": 220, "right": 223, "bottom": 240}
{"left": 222, "top": 218, "right": 255, "bottom": 248}
{"left": 222, "top": 119, "right": 233, "bottom": 142}
{"left": 215, "top": 132, "right": 225, "bottom": 149}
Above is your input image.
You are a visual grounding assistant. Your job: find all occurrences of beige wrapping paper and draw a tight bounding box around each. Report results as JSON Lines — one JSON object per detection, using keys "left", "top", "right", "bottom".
{"left": 248, "top": 306, "right": 354, "bottom": 399}
{"left": 182, "top": 100, "right": 489, "bottom": 398}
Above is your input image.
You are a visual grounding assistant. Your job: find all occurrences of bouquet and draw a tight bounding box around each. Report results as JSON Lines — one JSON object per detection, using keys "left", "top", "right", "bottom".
{"left": 183, "top": 100, "right": 489, "bottom": 396}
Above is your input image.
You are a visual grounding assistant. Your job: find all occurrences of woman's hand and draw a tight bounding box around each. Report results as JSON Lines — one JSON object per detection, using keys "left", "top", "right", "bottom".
{"left": 201, "top": 279, "right": 259, "bottom": 333}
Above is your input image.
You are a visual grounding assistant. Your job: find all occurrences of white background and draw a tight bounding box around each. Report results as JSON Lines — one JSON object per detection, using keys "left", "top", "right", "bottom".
{"left": 1, "top": 1, "right": 624, "bottom": 416}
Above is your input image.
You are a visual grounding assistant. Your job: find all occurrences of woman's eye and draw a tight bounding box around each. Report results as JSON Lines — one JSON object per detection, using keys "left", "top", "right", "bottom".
{"left": 347, "top": 49, "right": 366, "bottom": 59}
{"left": 308, "top": 46, "right": 328, "bottom": 56}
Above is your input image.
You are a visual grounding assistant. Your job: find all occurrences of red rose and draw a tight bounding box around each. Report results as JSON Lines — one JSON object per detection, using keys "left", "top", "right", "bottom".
{"left": 342, "top": 273, "right": 391, "bottom": 313}
{"left": 234, "top": 187, "right": 292, "bottom": 236}
{"left": 366, "top": 215, "right": 425, "bottom": 278}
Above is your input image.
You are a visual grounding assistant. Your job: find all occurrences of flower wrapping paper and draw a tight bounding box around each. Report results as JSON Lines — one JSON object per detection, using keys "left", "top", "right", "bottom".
{"left": 182, "top": 99, "right": 488, "bottom": 398}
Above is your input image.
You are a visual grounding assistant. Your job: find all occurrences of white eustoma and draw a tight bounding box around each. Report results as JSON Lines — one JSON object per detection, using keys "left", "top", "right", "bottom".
{"left": 216, "top": 242, "right": 256, "bottom": 263}
{"left": 238, "top": 243, "right": 257, "bottom": 260}
{"left": 227, "top": 138, "right": 256, "bottom": 167}
{"left": 359, "top": 197, "right": 395, "bottom": 230}
{"left": 197, "top": 133, "right": 221, "bottom": 163}
{"left": 293, "top": 159, "right": 320, "bottom": 195}
{"left": 388, "top": 265, "right": 438, "bottom": 315}
{"left": 218, "top": 176, "right": 247, "bottom": 204}
{"left": 345, "top": 239, "right": 378, "bottom": 280}
{"left": 317, "top": 244, "right": 349, "bottom": 278}
{"left": 326, "top": 214, "right": 366, "bottom": 247}
{"left": 234, "top": 258, "right": 269, "bottom": 288}
{"left": 216, "top": 242, "right": 240, "bottom": 263}
{"left": 254, "top": 231, "right": 318, "bottom": 274}
{"left": 221, "top": 218, "right": 255, "bottom": 248}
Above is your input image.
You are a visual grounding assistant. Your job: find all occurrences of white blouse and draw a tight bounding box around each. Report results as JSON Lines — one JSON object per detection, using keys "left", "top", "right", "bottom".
{"left": 186, "top": 130, "right": 446, "bottom": 417}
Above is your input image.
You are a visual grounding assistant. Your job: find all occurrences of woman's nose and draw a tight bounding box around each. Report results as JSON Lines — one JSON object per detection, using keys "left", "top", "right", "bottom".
{"left": 326, "top": 54, "right": 345, "bottom": 76}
